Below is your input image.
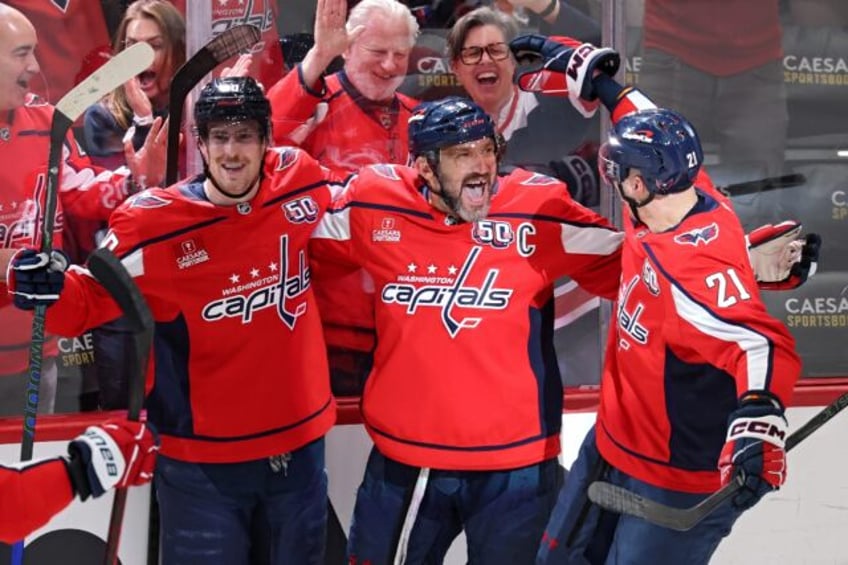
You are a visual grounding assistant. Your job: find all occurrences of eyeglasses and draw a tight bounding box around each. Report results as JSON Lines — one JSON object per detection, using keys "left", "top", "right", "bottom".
{"left": 458, "top": 42, "right": 510, "bottom": 65}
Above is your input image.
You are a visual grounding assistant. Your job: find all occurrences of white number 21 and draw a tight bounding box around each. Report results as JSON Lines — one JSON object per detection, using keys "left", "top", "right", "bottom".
{"left": 705, "top": 268, "right": 751, "bottom": 307}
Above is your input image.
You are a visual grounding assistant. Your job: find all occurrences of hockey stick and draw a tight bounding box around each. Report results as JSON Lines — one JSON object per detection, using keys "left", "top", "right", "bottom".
{"left": 165, "top": 24, "right": 261, "bottom": 186}
{"left": 11, "top": 42, "right": 154, "bottom": 565}
{"left": 87, "top": 248, "right": 154, "bottom": 565}
{"left": 20, "top": 41, "right": 154, "bottom": 459}
{"left": 717, "top": 173, "right": 807, "bottom": 197}
{"left": 587, "top": 391, "right": 848, "bottom": 531}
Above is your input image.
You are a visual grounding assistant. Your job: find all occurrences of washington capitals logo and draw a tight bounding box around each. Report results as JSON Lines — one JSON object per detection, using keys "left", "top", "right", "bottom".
{"left": 274, "top": 147, "right": 299, "bottom": 171}
{"left": 521, "top": 173, "right": 558, "bottom": 186}
{"left": 371, "top": 164, "right": 401, "bottom": 180}
{"left": 201, "top": 235, "right": 309, "bottom": 329}
{"left": 674, "top": 223, "right": 719, "bottom": 246}
{"left": 622, "top": 129, "right": 655, "bottom": 144}
{"left": 380, "top": 247, "right": 513, "bottom": 338}
{"left": 128, "top": 192, "right": 171, "bottom": 209}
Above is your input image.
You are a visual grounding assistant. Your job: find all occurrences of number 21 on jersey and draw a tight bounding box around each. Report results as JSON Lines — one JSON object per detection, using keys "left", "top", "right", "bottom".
{"left": 705, "top": 268, "right": 751, "bottom": 307}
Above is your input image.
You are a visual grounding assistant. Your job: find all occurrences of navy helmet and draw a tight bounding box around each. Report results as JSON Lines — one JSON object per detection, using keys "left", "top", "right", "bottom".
{"left": 599, "top": 108, "right": 703, "bottom": 195}
{"left": 408, "top": 96, "right": 498, "bottom": 158}
{"left": 194, "top": 76, "right": 271, "bottom": 140}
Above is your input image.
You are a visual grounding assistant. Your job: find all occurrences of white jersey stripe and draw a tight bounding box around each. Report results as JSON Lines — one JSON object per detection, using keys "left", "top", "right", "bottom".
{"left": 671, "top": 284, "right": 772, "bottom": 391}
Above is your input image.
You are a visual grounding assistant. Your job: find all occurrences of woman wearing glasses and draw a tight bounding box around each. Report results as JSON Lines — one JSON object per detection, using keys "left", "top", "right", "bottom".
{"left": 447, "top": 6, "right": 600, "bottom": 207}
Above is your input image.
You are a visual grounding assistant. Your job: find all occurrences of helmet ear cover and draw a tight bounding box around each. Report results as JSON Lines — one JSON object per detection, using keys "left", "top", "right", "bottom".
{"left": 194, "top": 76, "right": 272, "bottom": 141}
{"left": 598, "top": 108, "right": 703, "bottom": 195}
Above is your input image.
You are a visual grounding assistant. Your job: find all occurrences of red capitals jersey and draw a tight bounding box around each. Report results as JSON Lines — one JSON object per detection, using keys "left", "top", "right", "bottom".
{"left": 45, "top": 148, "right": 339, "bottom": 463}
{"left": 644, "top": 0, "right": 782, "bottom": 76}
{"left": 10, "top": 0, "right": 111, "bottom": 102}
{"left": 269, "top": 69, "right": 416, "bottom": 173}
{"left": 310, "top": 165, "right": 623, "bottom": 471}
{"left": 0, "top": 458, "right": 73, "bottom": 543}
{"left": 595, "top": 90, "right": 801, "bottom": 494}
{"left": 171, "top": 0, "right": 284, "bottom": 89}
{"left": 268, "top": 68, "right": 418, "bottom": 355}
{"left": 0, "top": 96, "right": 131, "bottom": 375}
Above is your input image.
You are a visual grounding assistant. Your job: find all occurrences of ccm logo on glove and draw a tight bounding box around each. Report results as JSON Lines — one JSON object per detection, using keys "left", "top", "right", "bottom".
{"left": 727, "top": 416, "right": 787, "bottom": 442}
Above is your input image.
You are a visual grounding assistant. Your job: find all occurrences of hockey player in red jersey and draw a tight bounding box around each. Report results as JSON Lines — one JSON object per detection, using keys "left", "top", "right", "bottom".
{"left": 0, "top": 3, "right": 166, "bottom": 415}
{"left": 310, "top": 96, "right": 624, "bottom": 564}
{"left": 0, "top": 417, "right": 157, "bottom": 544}
{"left": 509, "top": 36, "right": 804, "bottom": 564}
{"left": 5, "top": 77, "right": 339, "bottom": 564}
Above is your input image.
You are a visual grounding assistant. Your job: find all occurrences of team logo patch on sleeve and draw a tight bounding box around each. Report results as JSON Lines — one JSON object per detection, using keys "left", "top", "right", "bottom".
{"left": 521, "top": 173, "right": 558, "bottom": 186}
{"left": 674, "top": 222, "right": 719, "bottom": 246}
{"left": 274, "top": 147, "right": 299, "bottom": 171}
{"left": 370, "top": 164, "right": 400, "bottom": 180}
{"left": 128, "top": 192, "right": 171, "bottom": 209}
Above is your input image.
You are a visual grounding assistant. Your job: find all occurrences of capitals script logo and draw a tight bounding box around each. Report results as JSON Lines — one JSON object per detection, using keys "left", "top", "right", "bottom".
{"left": 617, "top": 276, "right": 649, "bottom": 344}
{"left": 380, "top": 247, "right": 513, "bottom": 337}
{"left": 674, "top": 223, "right": 719, "bottom": 246}
{"left": 201, "top": 235, "right": 309, "bottom": 329}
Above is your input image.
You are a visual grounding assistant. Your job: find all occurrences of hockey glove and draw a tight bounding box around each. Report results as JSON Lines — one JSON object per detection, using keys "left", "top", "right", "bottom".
{"left": 510, "top": 34, "right": 620, "bottom": 117}
{"left": 718, "top": 393, "right": 788, "bottom": 510}
{"left": 66, "top": 419, "right": 159, "bottom": 500}
{"left": 747, "top": 221, "right": 821, "bottom": 290}
{"left": 7, "top": 248, "right": 69, "bottom": 310}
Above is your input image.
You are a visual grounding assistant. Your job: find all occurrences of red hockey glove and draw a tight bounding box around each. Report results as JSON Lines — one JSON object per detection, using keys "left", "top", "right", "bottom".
{"left": 719, "top": 393, "right": 788, "bottom": 510}
{"left": 747, "top": 221, "right": 821, "bottom": 290}
{"left": 7, "top": 248, "right": 69, "bottom": 310}
{"left": 66, "top": 419, "right": 159, "bottom": 500}
{"left": 510, "top": 34, "right": 620, "bottom": 117}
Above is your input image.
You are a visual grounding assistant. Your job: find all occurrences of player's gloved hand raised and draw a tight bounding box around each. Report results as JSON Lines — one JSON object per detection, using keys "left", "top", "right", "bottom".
{"left": 510, "top": 34, "right": 620, "bottom": 117}
{"left": 747, "top": 221, "right": 820, "bottom": 291}
{"left": 66, "top": 419, "right": 159, "bottom": 500}
{"left": 718, "top": 392, "right": 788, "bottom": 510}
{"left": 6, "top": 248, "right": 69, "bottom": 310}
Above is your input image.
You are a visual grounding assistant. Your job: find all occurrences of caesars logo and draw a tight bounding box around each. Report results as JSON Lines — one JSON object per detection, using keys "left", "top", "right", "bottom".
{"left": 784, "top": 54, "right": 848, "bottom": 86}
{"left": 624, "top": 56, "right": 642, "bottom": 85}
{"left": 58, "top": 334, "right": 95, "bottom": 367}
{"left": 784, "top": 287, "right": 848, "bottom": 328}
{"left": 415, "top": 56, "right": 460, "bottom": 88}
{"left": 832, "top": 189, "right": 848, "bottom": 221}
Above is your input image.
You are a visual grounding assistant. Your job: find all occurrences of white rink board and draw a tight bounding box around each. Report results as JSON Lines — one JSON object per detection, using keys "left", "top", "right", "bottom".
{"left": 327, "top": 407, "right": 848, "bottom": 565}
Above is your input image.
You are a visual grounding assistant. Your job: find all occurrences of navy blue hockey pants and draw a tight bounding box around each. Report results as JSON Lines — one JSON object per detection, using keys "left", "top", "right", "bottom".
{"left": 537, "top": 427, "right": 745, "bottom": 564}
{"left": 154, "top": 437, "right": 327, "bottom": 565}
{"left": 347, "top": 446, "right": 563, "bottom": 564}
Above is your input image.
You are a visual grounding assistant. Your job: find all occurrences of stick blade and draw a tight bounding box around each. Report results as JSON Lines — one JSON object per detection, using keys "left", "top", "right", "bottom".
{"left": 56, "top": 42, "right": 154, "bottom": 122}
{"left": 204, "top": 24, "right": 261, "bottom": 62}
{"left": 588, "top": 481, "right": 694, "bottom": 531}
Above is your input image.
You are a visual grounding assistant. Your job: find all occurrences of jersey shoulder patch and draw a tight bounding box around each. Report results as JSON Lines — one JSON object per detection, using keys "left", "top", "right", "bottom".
{"left": 673, "top": 222, "right": 719, "bottom": 247}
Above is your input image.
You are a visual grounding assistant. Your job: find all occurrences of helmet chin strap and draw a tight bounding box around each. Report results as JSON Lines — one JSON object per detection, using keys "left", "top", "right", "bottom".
{"left": 201, "top": 156, "right": 264, "bottom": 201}
{"left": 616, "top": 177, "right": 655, "bottom": 221}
